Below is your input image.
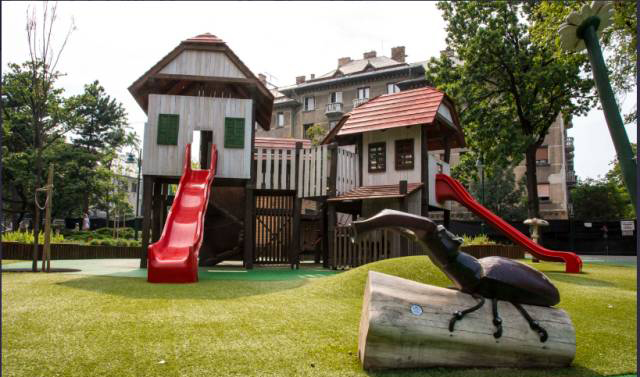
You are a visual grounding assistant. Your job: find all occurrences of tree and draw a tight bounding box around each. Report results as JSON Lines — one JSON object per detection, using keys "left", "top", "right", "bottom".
{"left": 531, "top": 0, "right": 637, "bottom": 124}
{"left": 305, "top": 124, "right": 328, "bottom": 146}
{"left": 604, "top": 142, "right": 636, "bottom": 219}
{"left": 427, "top": 1, "right": 595, "bottom": 218}
{"left": 67, "top": 80, "right": 134, "bottom": 219}
{"left": 570, "top": 178, "right": 630, "bottom": 220}
{"left": 468, "top": 167, "right": 527, "bottom": 221}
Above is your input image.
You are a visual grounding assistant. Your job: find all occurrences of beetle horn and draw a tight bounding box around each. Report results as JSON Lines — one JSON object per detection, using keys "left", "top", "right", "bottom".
{"left": 350, "top": 209, "right": 439, "bottom": 244}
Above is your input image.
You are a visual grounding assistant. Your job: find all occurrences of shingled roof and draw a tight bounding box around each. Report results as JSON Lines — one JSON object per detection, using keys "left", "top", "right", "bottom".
{"left": 322, "top": 86, "right": 465, "bottom": 149}
{"left": 128, "top": 33, "right": 274, "bottom": 130}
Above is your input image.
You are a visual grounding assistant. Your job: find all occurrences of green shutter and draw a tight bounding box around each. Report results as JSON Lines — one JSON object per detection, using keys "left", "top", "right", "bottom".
{"left": 157, "top": 114, "right": 179, "bottom": 145}
{"left": 224, "top": 117, "right": 245, "bottom": 148}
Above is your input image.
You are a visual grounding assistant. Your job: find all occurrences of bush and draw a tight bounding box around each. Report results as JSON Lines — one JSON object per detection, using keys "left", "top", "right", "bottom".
{"left": 461, "top": 234, "right": 496, "bottom": 246}
{"left": 2, "top": 231, "right": 66, "bottom": 244}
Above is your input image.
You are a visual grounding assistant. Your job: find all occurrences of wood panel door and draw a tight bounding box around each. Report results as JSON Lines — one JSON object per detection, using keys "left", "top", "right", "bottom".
{"left": 254, "top": 191, "right": 295, "bottom": 264}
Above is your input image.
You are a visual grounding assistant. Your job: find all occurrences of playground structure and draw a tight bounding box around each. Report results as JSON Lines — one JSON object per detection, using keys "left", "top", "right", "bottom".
{"left": 129, "top": 33, "right": 582, "bottom": 283}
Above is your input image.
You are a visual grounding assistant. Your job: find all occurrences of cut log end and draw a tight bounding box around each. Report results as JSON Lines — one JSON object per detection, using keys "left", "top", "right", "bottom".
{"left": 358, "top": 271, "right": 576, "bottom": 370}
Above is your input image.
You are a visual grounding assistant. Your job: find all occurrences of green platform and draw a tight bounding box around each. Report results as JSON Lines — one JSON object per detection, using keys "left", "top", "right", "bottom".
{"left": 1, "top": 259, "right": 339, "bottom": 281}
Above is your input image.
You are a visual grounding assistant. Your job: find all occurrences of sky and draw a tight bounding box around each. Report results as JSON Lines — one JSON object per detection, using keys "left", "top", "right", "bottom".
{"left": 2, "top": 1, "right": 636, "bottom": 179}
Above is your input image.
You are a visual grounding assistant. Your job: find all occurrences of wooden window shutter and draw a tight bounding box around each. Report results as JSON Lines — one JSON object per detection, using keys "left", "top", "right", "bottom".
{"left": 224, "top": 117, "right": 245, "bottom": 148}
{"left": 157, "top": 114, "right": 179, "bottom": 145}
{"left": 368, "top": 142, "right": 386, "bottom": 172}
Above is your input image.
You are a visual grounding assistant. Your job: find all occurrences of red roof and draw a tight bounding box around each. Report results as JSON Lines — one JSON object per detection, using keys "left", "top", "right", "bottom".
{"left": 185, "top": 33, "right": 224, "bottom": 44}
{"left": 254, "top": 137, "right": 311, "bottom": 149}
{"left": 339, "top": 87, "right": 445, "bottom": 136}
{"left": 327, "top": 183, "right": 423, "bottom": 202}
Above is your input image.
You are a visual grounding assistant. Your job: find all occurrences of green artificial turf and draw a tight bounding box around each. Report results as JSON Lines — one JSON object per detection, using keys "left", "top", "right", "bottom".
{"left": 2, "top": 257, "right": 636, "bottom": 377}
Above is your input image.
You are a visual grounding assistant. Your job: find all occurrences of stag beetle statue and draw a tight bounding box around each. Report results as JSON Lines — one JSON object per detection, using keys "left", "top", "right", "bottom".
{"left": 351, "top": 209, "right": 560, "bottom": 342}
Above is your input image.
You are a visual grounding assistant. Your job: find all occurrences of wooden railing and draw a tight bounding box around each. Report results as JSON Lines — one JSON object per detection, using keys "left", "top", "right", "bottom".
{"left": 255, "top": 148, "right": 297, "bottom": 191}
{"left": 331, "top": 226, "right": 525, "bottom": 269}
{"left": 297, "top": 145, "right": 329, "bottom": 198}
{"left": 336, "top": 147, "right": 359, "bottom": 196}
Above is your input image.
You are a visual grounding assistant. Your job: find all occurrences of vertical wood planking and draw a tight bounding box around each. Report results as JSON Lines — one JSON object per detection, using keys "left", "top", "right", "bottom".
{"left": 265, "top": 149, "right": 272, "bottom": 190}
{"left": 281, "top": 150, "right": 288, "bottom": 190}
{"left": 256, "top": 148, "right": 264, "bottom": 189}
{"left": 321, "top": 145, "right": 328, "bottom": 196}
{"left": 273, "top": 149, "right": 280, "bottom": 190}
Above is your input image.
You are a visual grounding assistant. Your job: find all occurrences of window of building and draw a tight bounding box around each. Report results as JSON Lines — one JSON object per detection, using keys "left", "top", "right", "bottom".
{"left": 368, "top": 142, "right": 386, "bottom": 172}
{"left": 329, "top": 91, "right": 343, "bottom": 104}
{"left": 439, "top": 153, "right": 445, "bottom": 162}
{"left": 304, "top": 96, "right": 315, "bottom": 111}
{"left": 276, "top": 112, "right": 284, "bottom": 128}
{"left": 537, "top": 183, "right": 550, "bottom": 201}
{"left": 303, "top": 123, "right": 313, "bottom": 140}
{"left": 387, "top": 83, "right": 400, "bottom": 94}
{"left": 357, "top": 87, "right": 370, "bottom": 100}
{"left": 536, "top": 146, "right": 549, "bottom": 165}
{"left": 395, "top": 139, "right": 414, "bottom": 170}
{"left": 131, "top": 182, "right": 138, "bottom": 193}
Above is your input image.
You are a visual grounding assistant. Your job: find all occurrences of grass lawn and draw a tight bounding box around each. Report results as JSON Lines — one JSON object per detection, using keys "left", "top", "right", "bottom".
{"left": 2, "top": 257, "right": 636, "bottom": 377}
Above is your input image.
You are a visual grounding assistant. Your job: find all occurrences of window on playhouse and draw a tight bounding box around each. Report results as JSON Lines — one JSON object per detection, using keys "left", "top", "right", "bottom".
{"left": 395, "top": 139, "right": 414, "bottom": 170}
{"left": 276, "top": 112, "right": 285, "bottom": 128}
{"left": 368, "top": 142, "right": 386, "bottom": 172}
{"left": 304, "top": 96, "right": 315, "bottom": 111}
{"left": 537, "top": 183, "right": 550, "bottom": 201}
{"left": 157, "top": 114, "right": 179, "bottom": 145}
{"left": 536, "top": 146, "right": 549, "bottom": 165}
{"left": 224, "top": 117, "right": 245, "bottom": 149}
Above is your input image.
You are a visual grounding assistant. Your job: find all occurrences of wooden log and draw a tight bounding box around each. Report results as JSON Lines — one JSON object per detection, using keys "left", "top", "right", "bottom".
{"left": 358, "top": 271, "right": 576, "bottom": 370}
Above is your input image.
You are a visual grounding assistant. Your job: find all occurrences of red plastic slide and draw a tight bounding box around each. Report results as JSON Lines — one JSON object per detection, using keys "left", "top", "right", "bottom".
{"left": 435, "top": 174, "right": 582, "bottom": 273}
{"left": 147, "top": 144, "right": 218, "bottom": 283}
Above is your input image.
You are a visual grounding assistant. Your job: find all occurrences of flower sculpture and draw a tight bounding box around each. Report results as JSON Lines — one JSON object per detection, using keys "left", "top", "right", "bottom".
{"left": 558, "top": 1, "right": 613, "bottom": 52}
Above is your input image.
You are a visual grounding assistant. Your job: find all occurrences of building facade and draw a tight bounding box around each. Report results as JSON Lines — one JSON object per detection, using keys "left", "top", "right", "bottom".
{"left": 259, "top": 47, "right": 576, "bottom": 220}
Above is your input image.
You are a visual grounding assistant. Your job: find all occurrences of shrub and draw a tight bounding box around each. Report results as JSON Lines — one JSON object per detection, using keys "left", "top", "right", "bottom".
{"left": 2, "top": 231, "right": 65, "bottom": 244}
{"left": 461, "top": 234, "right": 496, "bottom": 246}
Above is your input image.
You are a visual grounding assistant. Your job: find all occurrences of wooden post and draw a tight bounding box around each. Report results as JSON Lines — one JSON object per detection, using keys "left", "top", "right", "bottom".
{"left": 161, "top": 183, "right": 168, "bottom": 226}
{"left": 140, "top": 175, "right": 154, "bottom": 268}
{"left": 151, "top": 179, "right": 162, "bottom": 243}
{"left": 421, "top": 126, "right": 430, "bottom": 217}
{"left": 399, "top": 180, "right": 408, "bottom": 257}
{"left": 243, "top": 88, "right": 258, "bottom": 270}
{"left": 356, "top": 134, "right": 363, "bottom": 186}
{"left": 41, "top": 164, "right": 54, "bottom": 272}
{"left": 320, "top": 199, "right": 328, "bottom": 268}
{"left": 291, "top": 142, "right": 303, "bottom": 267}
{"left": 442, "top": 134, "right": 451, "bottom": 229}
{"left": 327, "top": 201, "right": 337, "bottom": 269}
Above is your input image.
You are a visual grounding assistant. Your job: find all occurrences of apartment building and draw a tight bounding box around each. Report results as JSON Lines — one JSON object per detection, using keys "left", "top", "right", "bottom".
{"left": 258, "top": 47, "right": 576, "bottom": 220}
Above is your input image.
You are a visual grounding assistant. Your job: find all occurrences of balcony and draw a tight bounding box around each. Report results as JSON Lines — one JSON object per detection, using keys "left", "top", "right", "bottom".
{"left": 565, "top": 136, "right": 574, "bottom": 151}
{"left": 325, "top": 102, "right": 344, "bottom": 117}
{"left": 566, "top": 171, "right": 577, "bottom": 185}
{"left": 353, "top": 98, "right": 369, "bottom": 108}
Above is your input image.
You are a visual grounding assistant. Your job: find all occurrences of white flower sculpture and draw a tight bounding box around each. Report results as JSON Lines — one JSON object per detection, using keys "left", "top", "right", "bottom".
{"left": 558, "top": 1, "right": 614, "bottom": 52}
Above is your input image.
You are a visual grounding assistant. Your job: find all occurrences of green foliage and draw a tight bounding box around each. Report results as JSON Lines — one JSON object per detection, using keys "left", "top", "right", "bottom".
{"left": 571, "top": 178, "right": 631, "bottom": 220}
{"left": 531, "top": 0, "right": 637, "bottom": 124}
{"left": 468, "top": 167, "right": 528, "bottom": 221}
{"left": 461, "top": 234, "right": 496, "bottom": 246}
{"left": 604, "top": 143, "right": 636, "bottom": 219}
{"left": 428, "top": 1, "right": 595, "bottom": 217}
{"left": 2, "top": 231, "right": 65, "bottom": 244}
{"left": 305, "top": 124, "right": 327, "bottom": 146}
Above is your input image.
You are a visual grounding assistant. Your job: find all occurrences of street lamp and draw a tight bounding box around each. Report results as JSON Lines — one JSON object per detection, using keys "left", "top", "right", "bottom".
{"left": 126, "top": 149, "right": 142, "bottom": 240}
{"left": 476, "top": 158, "right": 485, "bottom": 235}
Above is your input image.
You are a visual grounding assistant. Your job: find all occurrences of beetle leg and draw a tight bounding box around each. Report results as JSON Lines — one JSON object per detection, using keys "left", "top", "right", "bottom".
{"left": 449, "top": 294, "right": 485, "bottom": 332}
{"left": 492, "top": 298, "right": 503, "bottom": 339}
{"left": 512, "top": 302, "right": 548, "bottom": 343}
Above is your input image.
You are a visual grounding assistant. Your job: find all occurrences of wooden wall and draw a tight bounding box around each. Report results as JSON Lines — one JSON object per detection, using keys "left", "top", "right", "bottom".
{"left": 142, "top": 94, "right": 253, "bottom": 178}
{"left": 362, "top": 126, "right": 422, "bottom": 186}
{"left": 159, "top": 50, "right": 246, "bottom": 78}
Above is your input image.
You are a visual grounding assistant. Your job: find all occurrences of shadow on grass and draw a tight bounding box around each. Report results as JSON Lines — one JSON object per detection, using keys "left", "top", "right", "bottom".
{"left": 544, "top": 272, "right": 615, "bottom": 288}
{"left": 57, "top": 274, "right": 307, "bottom": 301}
{"left": 364, "top": 365, "right": 610, "bottom": 377}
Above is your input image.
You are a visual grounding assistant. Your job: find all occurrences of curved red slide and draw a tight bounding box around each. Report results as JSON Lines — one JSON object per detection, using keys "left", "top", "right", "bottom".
{"left": 435, "top": 174, "right": 582, "bottom": 273}
{"left": 148, "top": 144, "right": 218, "bottom": 283}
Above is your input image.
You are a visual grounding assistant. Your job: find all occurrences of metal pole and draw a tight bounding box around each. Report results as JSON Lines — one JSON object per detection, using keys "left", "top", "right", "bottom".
{"left": 580, "top": 21, "right": 637, "bottom": 213}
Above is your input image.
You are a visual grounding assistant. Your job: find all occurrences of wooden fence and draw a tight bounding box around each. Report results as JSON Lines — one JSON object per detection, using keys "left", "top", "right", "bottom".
{"left": 254, "top": 144, "right": 335, "bottom": 198}
{"left": 336, "top": 147, "right": 359, "bottom": 196}
{"left": 331, "top": 227, "right": 525, "bottom": 269}
{"left": 1, "top": 242, "right": 142, "bottom": 260}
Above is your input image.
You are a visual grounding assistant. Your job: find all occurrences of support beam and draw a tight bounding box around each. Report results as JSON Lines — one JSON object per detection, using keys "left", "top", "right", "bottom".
{"left": 421, "top": 126, "right": 430, "bottom": 217}
{"left": 399, "top": 180, "right": 409, "bottom": 257}
{"left": 327, "top": 201, "right": 337, "bottom": 269}
{"left": 151, "top": 179, "right": 162, "bottom": 243}
{"left": 244, "top": 88, "right": 258, "bottom": 269}
{"left": 443, "top": 135, "right": 451, "bottom": 229}
{"left": 290, "top": 142, "right": 303, "bottom": 268}
{"left": 140, "top": 175, "right": 154, "bottom": 268}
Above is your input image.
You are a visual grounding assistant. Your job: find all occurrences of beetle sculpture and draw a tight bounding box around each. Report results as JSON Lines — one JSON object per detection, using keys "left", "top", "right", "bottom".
{"left": 351, "top": 209, "right": 560, "bottom": 342}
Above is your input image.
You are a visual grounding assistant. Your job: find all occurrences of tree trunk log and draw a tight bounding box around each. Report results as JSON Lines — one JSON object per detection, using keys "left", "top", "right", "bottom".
{"left": 358, "top": 271, "right": 576, "bottom": 370}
